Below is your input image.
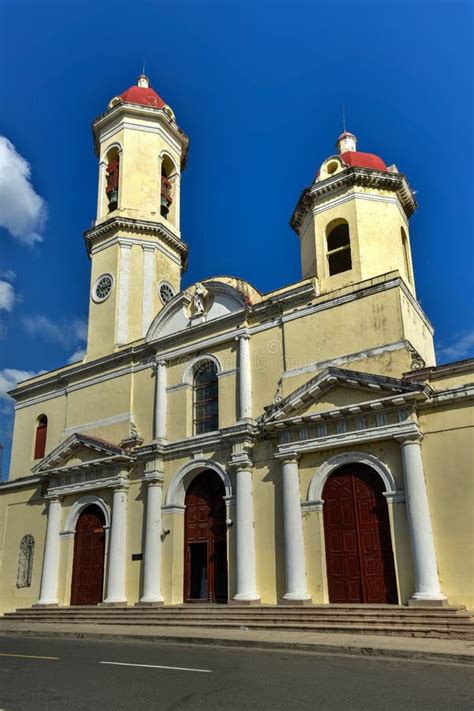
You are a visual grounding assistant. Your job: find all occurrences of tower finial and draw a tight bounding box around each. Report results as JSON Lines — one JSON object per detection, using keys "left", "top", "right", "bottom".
{"left": 336, "top": 128, "right": 357, "bottom": 154}
{"left": 342, "top": 103, "right": 346, "bottom": 133}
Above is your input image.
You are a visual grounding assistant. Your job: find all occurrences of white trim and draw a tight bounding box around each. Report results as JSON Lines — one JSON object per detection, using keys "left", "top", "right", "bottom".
{"left": 62, "top": 494, "right": 111, "bottom": 534}
{"left": 311, "top": 190, "right": 409, "bottom": 226}
{"left": 282, "top": 341, "right": 409, "bottom": 379}
{"left": 165, "top": 459, "right": 232, "bottom": 507}
{"left": 91, "top": 235, "right": 181, "bottom": 266}
{"left": 63, "top": 412, "right": 131, "bottom": 436}
{"left": 116, "top": 242, "right": 132, "bottom": 345}
{"left": 182, "top": 354, "right": 222, "bottom": 385}
{"left": 142, "top": 245, "right": 155, "bottom": 337}
{"left": 308, "top": 451, "right": 399, "bottom": 501}
{"left": 159, "top": 149, "right": 180, "bottom": 174}
{"left": 99, "top": 119, "right": 182, "bottom": 155}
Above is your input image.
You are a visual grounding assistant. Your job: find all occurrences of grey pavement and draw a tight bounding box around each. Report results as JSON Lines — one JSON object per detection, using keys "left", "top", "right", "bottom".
{"left": 0, "top": 634, "right": 473, "bottom": 711}
{"left": 0, "top": 619, "right": 473, "bottom": 664}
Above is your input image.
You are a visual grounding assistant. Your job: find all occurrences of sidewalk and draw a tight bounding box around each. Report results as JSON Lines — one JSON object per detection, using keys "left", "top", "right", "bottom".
{"left": 0, "top": 619, "right": 472, "bottom": 664}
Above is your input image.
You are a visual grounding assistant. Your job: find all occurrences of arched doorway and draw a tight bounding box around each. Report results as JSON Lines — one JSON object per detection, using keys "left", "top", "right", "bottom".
{"left": 71, "top": 505, "right": 106, "bottom": 605}
{"left": 323, "top": 464, "right": 398, "bottom": 604}
{"left": 184, "top": 471, "right": 228, "bottom": 603}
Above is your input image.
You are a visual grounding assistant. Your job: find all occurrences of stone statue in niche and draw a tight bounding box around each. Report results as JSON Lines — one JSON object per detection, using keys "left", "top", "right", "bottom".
{"left": 192, "top": 283, "right": 207, "bottom": 317}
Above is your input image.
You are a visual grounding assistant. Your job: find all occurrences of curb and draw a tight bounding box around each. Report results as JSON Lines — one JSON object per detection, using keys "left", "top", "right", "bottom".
{"left": 0, "top": 628, "right": 472, "bottom": 665}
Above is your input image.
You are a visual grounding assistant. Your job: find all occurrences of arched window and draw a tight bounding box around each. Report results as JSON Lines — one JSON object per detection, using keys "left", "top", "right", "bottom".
{"left": 160, "top": 155, "right": 174, "bottom": 220}
{"left": 34, "top": 415, "right": 48, "bottom": 460}
{"left": 16, "top": 535, "right": 35, "bottom": 588}
{"left": 194, "top": 362, "right": 218, "bottom": 434}
{"left": 105, "top": 147, "right": 120, "bottom": 212}
{"left": 327, "top": 221, "right": 352, "bottom": 276}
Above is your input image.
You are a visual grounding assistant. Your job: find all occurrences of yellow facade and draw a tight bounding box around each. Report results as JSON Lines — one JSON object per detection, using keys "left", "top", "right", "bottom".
{"left": 1, "top": 86, "right": 472, "bottom": 614}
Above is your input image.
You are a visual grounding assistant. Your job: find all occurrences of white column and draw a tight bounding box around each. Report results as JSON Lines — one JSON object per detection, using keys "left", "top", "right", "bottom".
{"left": 141, "top": 245, "right": 155, "bottom": 337}
{"left": 280, "top": 455, "right": 311, "bottom": 602}
{"left": 37, "top": 497, "right": 62, "bottom": 606}
{"left": 96, "top": 161, "right": 107, "bottom": 219}
{"left": 238, "top": 333, "right": 252, "bottom": 421}
{"left": 140, "top": 472, "right": 164, "bottom": 605}
{"left": 116, "top": 241, "right": 132, "bottom": 345}
{"left": 231, "top": 457, "right": 259, "bottom": 602}
{"left": 104, "top": 483, "right": 128, "bottom": 604}
{"left": 153, "top": 358, "right": 167, "bottom": 441}
{"left": 398, "top": 434, "right": 447, "bottom": 604}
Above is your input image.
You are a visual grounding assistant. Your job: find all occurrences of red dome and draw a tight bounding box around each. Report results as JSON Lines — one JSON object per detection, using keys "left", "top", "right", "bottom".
{"left": 119, "top": 85, "right": 166, "bottom": 109}
{"left": 339, "top": 151, "right": 387, "bottom": 172}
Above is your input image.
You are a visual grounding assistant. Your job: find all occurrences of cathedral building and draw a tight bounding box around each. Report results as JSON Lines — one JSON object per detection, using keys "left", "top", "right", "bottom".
{"left": 0, "top": 75, "right": 472, "bottom": 614}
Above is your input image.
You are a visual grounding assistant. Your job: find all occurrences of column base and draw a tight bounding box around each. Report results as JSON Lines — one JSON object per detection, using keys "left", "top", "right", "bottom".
{"left": 99, "top": 601, "right": 129, "bottom": 607}
{"left": 33, "top": 602, "right": 59, "bottom": 608}
{"left": 408, "top": 594, "right": 449, "bottom": 607}
{"left": 136, "top": 600, "right": 165, "bottom": 607}
{"left": 229, "top": 597, "right": 260, "bottom": 606}
{"left": 279, "top": 595, "right": 312, "bottom": 606}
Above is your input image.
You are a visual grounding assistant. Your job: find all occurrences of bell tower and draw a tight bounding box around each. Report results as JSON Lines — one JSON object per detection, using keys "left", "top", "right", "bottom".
{"left": 84, "top": 75, "right": 189, "bottom": 360}
{"left": 290, "top": 131, "right": 417, "bottom": 297}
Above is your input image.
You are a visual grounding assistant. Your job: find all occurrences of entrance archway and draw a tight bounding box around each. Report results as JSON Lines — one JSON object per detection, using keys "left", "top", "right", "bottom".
{"left": 184, "top": 470, "right": 228, "bottom": 603}
{"left": 323, "top": 464, "right": 397, "bottom": 604}
{"left": 71, "top": 505, "right": 106, "bottom": 605}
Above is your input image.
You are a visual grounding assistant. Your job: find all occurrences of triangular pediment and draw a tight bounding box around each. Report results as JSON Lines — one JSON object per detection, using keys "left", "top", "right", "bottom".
{"left": 32, "top": 433, "right": 134, "bottom": 474}
{"left": 261, "top": 368, "right": 426, "bottom": 424}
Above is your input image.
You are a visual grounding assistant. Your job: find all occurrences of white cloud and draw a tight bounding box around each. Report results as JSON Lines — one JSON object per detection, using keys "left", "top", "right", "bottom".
{"left": 436, "top": 330, "right": 474, "bottom": 362}
{"left": 0, "top": 368, "right": 43, "bottom": 401}
{"left": 67, "top": 346, "right": 86, "bottom": 364}
{"left": 0, "top": 136, "right": 47, "bottom": 245}
{"left": 0, "top": 280, "right": 15, "bottom": 311}
{"left": 22, "top": 314, "right": 87, "bottom": 348}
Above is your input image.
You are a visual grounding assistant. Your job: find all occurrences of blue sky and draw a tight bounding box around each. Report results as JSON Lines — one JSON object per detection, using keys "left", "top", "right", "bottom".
{"left": 0, "top": 0, "right": 473, "bottom": 477}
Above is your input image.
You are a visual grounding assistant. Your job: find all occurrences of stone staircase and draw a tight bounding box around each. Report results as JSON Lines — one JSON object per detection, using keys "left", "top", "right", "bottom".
{"left": 3, "top": 604, "right": 474, "bottom": 640}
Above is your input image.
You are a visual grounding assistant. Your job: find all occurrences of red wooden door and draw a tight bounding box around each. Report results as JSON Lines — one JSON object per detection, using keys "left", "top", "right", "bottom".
{"left": 71, "top": 505, "right": 105, "bottom": 605}
{"left": 184, "top": 471, "right": 228, "bottom": 603}
{"left": 323, "top": 465, "right": 397, "bottom": 604}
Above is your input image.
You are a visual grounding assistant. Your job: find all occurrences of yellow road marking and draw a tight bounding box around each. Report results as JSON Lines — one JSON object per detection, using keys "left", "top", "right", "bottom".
{"left": 0, "top": 653, "right": 59, "bottom": 660}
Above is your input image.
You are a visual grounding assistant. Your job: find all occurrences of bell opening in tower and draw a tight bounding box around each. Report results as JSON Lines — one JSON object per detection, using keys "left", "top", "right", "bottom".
{"left": 105, "top": 148, "right": 120, "bottom": 212}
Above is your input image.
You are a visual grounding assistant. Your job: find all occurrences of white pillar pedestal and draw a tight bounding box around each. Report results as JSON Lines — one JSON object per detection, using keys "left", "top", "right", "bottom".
{"left": 231, "top": 457, "right": 259, "bottom": 603}
{"left": 280, "top": 455, "right": 311, "bottom": 603}
{"left": 398, "top": 433, "right": 447, "bottom": 605}
{"left": 139, "top": 472, "right": 165, "bottom": 605}
{"left": 153, "top": 358, "right": 167, "bottom": 441}
{"left": 238, "top": 333, "right": 252, "bottom": 422}
{"left": 103, "top": 483, "right": 129, "bottom": 605}
{"left": 37, "top": 497, "right": 62, "bottom": 606}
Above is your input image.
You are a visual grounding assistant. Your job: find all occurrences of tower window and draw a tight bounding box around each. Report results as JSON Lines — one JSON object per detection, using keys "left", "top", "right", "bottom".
{"left": 327, "top": 222, "right": 352, "bottom": 275}
{"left": 16, "top": 535, "right": 35, "bottom": 588}
{"left": 34, "top": 415, "right": 48, "bottom": 460}
{"left": 105, "top": 148, "right": 120, "bottom": 212}
{"left": 160, "top": 156, "right": 175, "bottom": 220}
{"left": 401, "top": 227, "right": 412, "bottom": 285}
{"left": 193, "top": 362, "right": 218, "bottom": 435}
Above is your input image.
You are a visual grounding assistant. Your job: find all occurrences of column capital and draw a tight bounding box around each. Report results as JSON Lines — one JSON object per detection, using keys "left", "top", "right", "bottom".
{"left": 228, "top": 453, "right": 253, "bottom": 471}
{"left": 275, "top": 450, "right": 299, "bottom": 465}
{"left": 141, "top": 243, "right": 156, "bottom": 253}
{"left": 144, "top": 471, "right": 165, "bottom": 486}
{"left": 112, "top": 476, "right": 129, "bottom": 492}
{"left": 396, "top": 430, "right": 423, "bottom": 445}
{"left": 117, "top": 238, "right": 133, "bottom": 250}
{"left": 235, "top": 330, "right": 251, "bottom": 342}
{"left": 45, "top": 494, "right": 63, "bottom": 503}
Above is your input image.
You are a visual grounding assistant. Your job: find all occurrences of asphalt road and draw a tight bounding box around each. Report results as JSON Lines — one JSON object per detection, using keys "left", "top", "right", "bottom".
{"left": 0, "top": 635, "right": 472, "bottom": 711}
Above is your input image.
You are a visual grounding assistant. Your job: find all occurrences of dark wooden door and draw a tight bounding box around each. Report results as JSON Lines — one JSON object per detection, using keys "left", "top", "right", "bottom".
{"left": 184, "top": 471, "right": 228, "bottom": 603}
{"left": 71, "top": 505, "right": 105, "bottom": 605}
{"left": 323, "top": 464, "right": 397, "bottom": 604}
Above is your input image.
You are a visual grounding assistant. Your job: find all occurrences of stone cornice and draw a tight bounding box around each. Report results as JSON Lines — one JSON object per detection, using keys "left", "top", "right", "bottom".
{"left": 290, "top": 167, "right": 417, "bottom": 233}
{"left": 0, "top": 474, "right": 41, "bottom": 491}
{"left": 84, "top": 216, "right": 189, "bottom": 268}
{"left": 138, "top": 422, "right": 258, "bottom": 460}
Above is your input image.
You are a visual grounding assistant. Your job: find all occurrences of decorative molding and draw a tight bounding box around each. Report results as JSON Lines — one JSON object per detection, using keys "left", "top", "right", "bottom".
{"left": 0, "top": 475, "right": 41, "bottom": 491}
{"left": 310, "top": 190, "right": 409, "bottom": 226}
{"left": 307, "top": 451, "right": 399, "bottom": 501}
{"left": 182, "top": 353, "right": 222, "bottom": 385}
{"left": 301, "top": 499, "right": 324, "bottom": 513}
{"left": 62, "top": 494, "right": 111, "bottom": 533}
{"left": 63, "top": 412, "right": 131, "bottom": 436}
{"left": 164, "top": 458, "right": 232, "bottom": 507}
